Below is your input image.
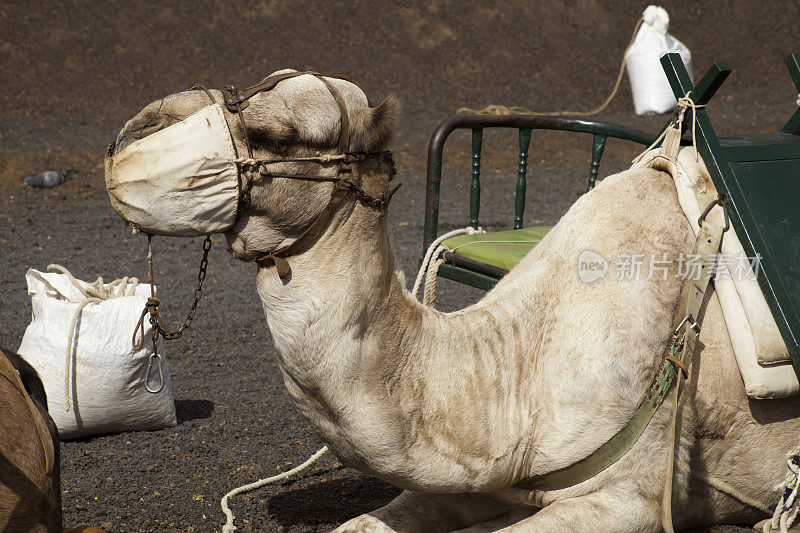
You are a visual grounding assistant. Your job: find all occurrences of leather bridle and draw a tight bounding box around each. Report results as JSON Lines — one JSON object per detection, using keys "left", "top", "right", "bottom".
{"left": 219, "top": 71, "right": 399, "bottom": 279}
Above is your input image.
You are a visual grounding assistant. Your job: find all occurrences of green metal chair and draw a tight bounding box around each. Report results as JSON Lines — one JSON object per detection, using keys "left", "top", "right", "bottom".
{"left": 422, "top": 115, "right": 657, "bottom": 291}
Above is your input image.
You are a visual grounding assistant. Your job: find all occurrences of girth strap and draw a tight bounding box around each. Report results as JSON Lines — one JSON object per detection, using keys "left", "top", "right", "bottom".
{"left": 661, "top": 218, "right": 725, "bottom": 532}
{"left": 514, "top": 215, "right": 725, "bottom": 495}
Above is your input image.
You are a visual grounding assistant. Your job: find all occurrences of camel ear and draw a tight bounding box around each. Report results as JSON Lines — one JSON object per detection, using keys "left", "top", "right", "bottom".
{"left": 350, "top": 94, "right": 400, "bottom": 153}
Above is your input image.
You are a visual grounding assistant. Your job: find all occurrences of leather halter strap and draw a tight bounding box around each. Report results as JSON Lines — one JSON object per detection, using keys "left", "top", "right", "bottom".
{"left": 220, "top": 71, "right": 395, "bottom": 279}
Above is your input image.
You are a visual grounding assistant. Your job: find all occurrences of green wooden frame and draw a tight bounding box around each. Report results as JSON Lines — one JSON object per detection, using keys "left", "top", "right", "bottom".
{"left": 660, "top": 52, "right": 800, "bottom": 378}
{"left": 423, "top": 115, "right": 658, "bottom": 290}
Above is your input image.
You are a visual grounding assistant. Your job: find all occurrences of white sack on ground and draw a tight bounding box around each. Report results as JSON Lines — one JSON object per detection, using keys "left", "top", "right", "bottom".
{"left": 17, "top": 268, "right": 177, "bottom": 439}
{"left": 625, "top": 5, "right": 692, "bottom": 115}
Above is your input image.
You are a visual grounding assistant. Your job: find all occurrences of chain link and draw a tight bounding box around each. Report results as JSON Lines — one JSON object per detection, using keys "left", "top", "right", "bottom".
{"left": 155, "top": 235, "right": 212, "bottom": 340}
{"left": 140, "top": 235, "right": 212, "bottom": 344}
{"left": 339, "top": 179, "right": 391, "bottom": 209}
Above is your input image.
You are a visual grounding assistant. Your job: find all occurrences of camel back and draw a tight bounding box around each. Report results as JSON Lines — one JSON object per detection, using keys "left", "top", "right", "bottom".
{"left": 421, "top": 52, "right": 800, "bottom": 381}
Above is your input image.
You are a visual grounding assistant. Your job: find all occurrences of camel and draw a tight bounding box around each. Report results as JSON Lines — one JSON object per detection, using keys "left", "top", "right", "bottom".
{"left": 113, "top": 71, "right": 800, "bottom": 532}
{"left": 0, "top": 348, "right": 61, "bottom": 532}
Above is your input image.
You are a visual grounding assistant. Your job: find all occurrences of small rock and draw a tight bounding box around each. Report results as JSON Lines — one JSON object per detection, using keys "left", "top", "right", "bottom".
{"left": 23, "top": 169, "right": 76, "bottom": 188}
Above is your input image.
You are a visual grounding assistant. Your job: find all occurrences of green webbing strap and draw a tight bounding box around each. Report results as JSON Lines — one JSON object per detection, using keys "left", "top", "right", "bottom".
{"left": 513, "top": 349, "right": 679, "bottom": 492}
{"left": 515, "top": 218, "right": 725, "bottom": 494}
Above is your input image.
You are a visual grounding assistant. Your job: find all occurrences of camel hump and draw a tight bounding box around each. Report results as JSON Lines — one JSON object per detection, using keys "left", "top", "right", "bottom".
{"left": 0, "top": 347, "right": 57, "bottom": 476}
{"left": 1, "top": 347, "right": 48, "bottom": 410}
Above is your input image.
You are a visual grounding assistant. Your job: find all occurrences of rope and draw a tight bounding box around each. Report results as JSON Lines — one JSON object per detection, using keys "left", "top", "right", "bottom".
{"left": 221, "top": 446, "right": 328, "bottom": 533}
{"left": 422, "top": 248, "right": 445, "bottom": 306}
{"left": 631, "top": 92, "right": 705, "bottom": 165}
{"left": 412, "top": 227, "right": 484, "bottom": 305}
{"left": 46, "top": 265, "right": 139, "bottom": 411}
{"left": 765, "top": 446, "right": 800, "bottom": 533}
{"left": 675, "top": 94, "right": 704, "bottom": 162}
{"left": 456, "top": 17, "right": 643, "bottom": 117}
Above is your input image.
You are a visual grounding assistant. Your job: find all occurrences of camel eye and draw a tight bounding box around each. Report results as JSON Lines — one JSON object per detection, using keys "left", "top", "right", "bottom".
{"left": 248, "top": 123, "right": 299, "bottom": 152}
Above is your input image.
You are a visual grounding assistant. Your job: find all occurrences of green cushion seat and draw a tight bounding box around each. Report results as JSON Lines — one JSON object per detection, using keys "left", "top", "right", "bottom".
{"left": 441, "top": 226, "right": 552, "bottom": 272}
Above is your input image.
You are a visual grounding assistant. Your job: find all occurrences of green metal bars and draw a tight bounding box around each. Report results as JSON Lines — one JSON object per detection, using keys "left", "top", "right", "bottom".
{"left": 468, "top": 127, "right": 533, "bottom": 231}
{"left": 423, "top": 114, "right": 658, "bottom": 256}
{"left": 515, "top": 128, "right": 532, "bottom": 229}
{"left": 586, "top": 134, "right": 608, "bottom": 192}
{"left": 470, "top": 128, "right": 483, "bottom": 228}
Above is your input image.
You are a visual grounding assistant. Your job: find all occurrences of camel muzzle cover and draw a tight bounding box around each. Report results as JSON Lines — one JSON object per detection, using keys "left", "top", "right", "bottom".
{"left": 105, "top": 103, "right": 241, "bottom": 237}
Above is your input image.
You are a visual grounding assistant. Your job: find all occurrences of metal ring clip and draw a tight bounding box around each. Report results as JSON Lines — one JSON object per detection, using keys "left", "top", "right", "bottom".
{"left": 144, "top": 352, "right": 164, "bottom": 394}
{"left": 674, "top": 314, "right": 701, "bottom": 338}
{"left": 698, "top": 194, "right": 730, "bottom": 232}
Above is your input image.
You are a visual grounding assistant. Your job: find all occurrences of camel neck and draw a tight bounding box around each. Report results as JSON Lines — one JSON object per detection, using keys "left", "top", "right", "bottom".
{"left": 253, "top": 194, "right": 544, "bottom": 490}
{"left": 255, "top": 180, "right": 421, "bottom": 431}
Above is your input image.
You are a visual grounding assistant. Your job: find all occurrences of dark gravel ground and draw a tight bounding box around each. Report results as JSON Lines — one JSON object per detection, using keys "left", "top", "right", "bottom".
{"left": 1, "top": 1, "right": 798, "bottom": 531}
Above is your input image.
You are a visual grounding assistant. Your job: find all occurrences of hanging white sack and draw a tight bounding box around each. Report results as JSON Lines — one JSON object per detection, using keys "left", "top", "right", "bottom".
{"left": 17, "top": 266, "right": 177, "bottom": 439}
{"left": 625, "top": 5, "right": 693, "bottom": 115}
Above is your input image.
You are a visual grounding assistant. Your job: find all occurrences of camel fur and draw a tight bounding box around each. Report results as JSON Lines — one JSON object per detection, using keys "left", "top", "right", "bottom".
{"left": 116, "top": 71, "right": 800, "bottom": 532}
{"left": 0, "top": 348, "right": 61, "bottom": 532}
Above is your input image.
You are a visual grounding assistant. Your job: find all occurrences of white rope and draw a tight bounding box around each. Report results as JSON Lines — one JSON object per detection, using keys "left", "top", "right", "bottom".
{"left": 47, "top": 265, "right": 139, "bottom": 411}
{"left": 221, "top": 446, "right": 328, "bottom": 533}
{"left": 765, "top": 445, "right": 800, "bottom": 533}
{"left": 412, "top": 227, "right": 484, "bottom": 305}
{"left": 675, "top": 93, "right": 704, "bottom": 162}
{"left": 456, "top": 17, "right": 643, "bottom": 117}
{"left": 422, "top": 246, "right": 446, "bottom": 306}
{"left": 632, "top": 92, "right": 706, "bottom": 165}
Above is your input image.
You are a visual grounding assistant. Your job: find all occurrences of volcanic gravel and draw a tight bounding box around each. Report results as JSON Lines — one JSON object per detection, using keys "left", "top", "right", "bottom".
{"left": 1, "top": 1, "right": 798, "bottom": 531}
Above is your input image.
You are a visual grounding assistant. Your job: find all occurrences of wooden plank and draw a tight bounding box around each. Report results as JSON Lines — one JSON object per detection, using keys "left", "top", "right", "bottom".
{"left": 782, "top": 53, "right": 800, "bottom": 135}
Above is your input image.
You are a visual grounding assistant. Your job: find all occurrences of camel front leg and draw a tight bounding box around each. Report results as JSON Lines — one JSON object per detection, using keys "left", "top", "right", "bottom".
{"left": 332, "top": 490, "right": 513, "bottom": 533}
{"left": 493, "top": 489, "right": 660, "bottom": 533}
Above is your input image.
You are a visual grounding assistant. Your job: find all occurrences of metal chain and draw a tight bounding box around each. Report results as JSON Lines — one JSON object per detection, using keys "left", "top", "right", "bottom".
{"left": 156, "top": 235, "right": 212, "bottom": 340}
{"left": 134, "top": 235, "right": 211, "bottom": 393}
{"left": 141, "top": 235, "right": 212, "bottom": 342}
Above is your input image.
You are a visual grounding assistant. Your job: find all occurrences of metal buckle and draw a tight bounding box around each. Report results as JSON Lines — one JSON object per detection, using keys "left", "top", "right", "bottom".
{"left": 674, "top": 314, "right": 700, "bottom": 338}
{"left": 222, "top": 85, "right": 249, "bottom": 112}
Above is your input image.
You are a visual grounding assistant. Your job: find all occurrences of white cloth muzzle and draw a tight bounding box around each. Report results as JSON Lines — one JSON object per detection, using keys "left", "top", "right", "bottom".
{"left": 105, "top": 103, "right": 241, "bottom": 237}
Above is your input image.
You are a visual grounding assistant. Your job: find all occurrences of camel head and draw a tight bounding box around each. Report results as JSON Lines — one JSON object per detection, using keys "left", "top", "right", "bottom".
{"left": 112, "top": 70, "right": 399, "bottom": 261}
